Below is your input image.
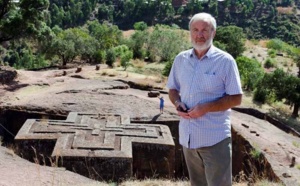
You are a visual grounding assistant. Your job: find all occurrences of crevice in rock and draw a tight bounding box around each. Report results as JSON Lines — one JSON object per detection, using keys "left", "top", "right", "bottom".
{"left": 0, "top": 107, "right": 66, "bottom": 144}
{"left": 231, "top": 128, "right": 281, "bottom": 183}
{"left": 116, "top": 79, "right": 163, "bottom": 91}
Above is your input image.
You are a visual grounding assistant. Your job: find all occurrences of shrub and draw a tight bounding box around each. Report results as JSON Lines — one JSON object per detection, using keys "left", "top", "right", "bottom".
{"left": 114, "top": 45, "right": 129, "bottom": 58}
{"left": 147, "top": 26, "right": 190, "bottom": 62}
{"left": 264, "top": 58, "right": 276, "bottom": 68}
{"left": 266, "top": 38, "right": 283, "bottom": 51}
{"left": 213, "top": 41, "right": 227, "bottom": 51}
{"left": 120, "top": 50, "right": 133, "bottom": 71}
{"left": 106, "top": 49, "right": 116, "bottom": 67}
{"left": 250, "top": 148, "right": 261, "bottom": 159}
{"left": 95, "top": 50, "right": 106, "bottom": 64}
{"left": 133, "top": 21, "right": 148, "bottom": 31}
{"left": 267, "top": 49, "right": 276, "bottom": 56}
{"left": 236, "top": 56, "right": 264, "bottom": 90}
{"left": 128, "top": 30, "right": 148, "bottom": 59}
{"left": 162, "top": 60, "right": 173, "bottom": 76}
{"left": 253, "top": 87, "right": 269, "bottom": 103}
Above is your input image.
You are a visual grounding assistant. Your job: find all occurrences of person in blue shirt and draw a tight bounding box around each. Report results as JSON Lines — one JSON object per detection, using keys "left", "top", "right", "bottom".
{"left": 159, "top": 96, "right": 164, "bottom": 114}
{"left": 167, "top": 12, "right": 243, "bottom": 186}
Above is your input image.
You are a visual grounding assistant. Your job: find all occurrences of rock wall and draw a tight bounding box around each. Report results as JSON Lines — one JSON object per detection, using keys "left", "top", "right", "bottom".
{"left": 0, "top": 66, "right": 17, "bottom": 84}
{"left": 232, "top": 128, "right": 280, "bottom": 183}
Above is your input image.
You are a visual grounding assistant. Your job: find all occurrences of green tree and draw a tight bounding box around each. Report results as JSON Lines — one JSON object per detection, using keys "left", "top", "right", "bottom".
{"left": 87, "top": 20, "right": 122, "bottom": 50}
{"left": 128, "top": 30, "right": 149, "bottom": 59}
{"left": 215, "top": 26, "right": 246, "bottom": 58}
{"left": 147, "top": 25, "right": 190, "bottom": 62}
{"left": 236, "top": 56, "right": 265, "bottom": 90}
{"left": 183, "top": 0, "right": 204, "bottom": 17}
{"left": 114, "top": 45, "right": 129, "bottom": 58}
{"left": 5, "top": 50, "right": 20, "bottom": 67}
{"left": 256, "top": 69, "right": 300, "bottom": 118}
{"left": 106, "top": 48, "right": 116, "bottom": 67}
{"left": 18, "top": 48, "right": 34, "bottom": 69}
{"left": 120, "top": 50, "right": 133, "bottom": 71}
{"left": 0, "top": 0, "right": 50, "bottom": 43}
{"left": 80, "top": 34, "right": 99, "bottom": 63}
{"left": 288, "top": 47, "right": 300, "bottom": 78}
{"left": 48, "top": 0, "right": 97, "bottom": 28}
{"left": 94, "top": 50, "right": 106, "bottom": 64}
{"left": 49, "top": 27, "right": 91, "bottom": 66}
{"left": 50, "top": 4, "right": 64, "bottom": 27}
{"left": 97, "top": 4, "right": 114, "bottom": 23}
{"left": 162, "top": 60, "right": 174, "bottom": 77}
{"left": 133, "top": 21, "right": 148, "bottom": 31}
{"left": 4, "top": 42, "right": 48, "bottom": 69}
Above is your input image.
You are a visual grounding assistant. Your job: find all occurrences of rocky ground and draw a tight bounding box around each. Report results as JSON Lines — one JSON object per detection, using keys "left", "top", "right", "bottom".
{"left": 0, "top": 65, "right": 177, "bottom": 120}
{"left": 0, "top": 65, "right": 299, "bottom": 186}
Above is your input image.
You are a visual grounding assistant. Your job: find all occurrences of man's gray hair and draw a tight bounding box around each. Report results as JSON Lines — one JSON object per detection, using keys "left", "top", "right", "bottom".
{"left": 189, "top": 13, "right": 217, "bottom": 31}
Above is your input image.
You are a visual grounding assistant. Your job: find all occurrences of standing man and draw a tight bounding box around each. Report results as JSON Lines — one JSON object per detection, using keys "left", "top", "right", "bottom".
{"left": 167, "top": 12, "right": 243, "bottom": 186}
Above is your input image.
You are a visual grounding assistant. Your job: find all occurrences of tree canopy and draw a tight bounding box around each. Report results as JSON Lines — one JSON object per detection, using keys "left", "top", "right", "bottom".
{"left": 214, "top": 26, "right": 246, "bottom": 58}
{"left": 0, "top": 0, "right": 50, "bottom": 43}
{"left": 256, "top": 69, "right": 300, "bottom": 118}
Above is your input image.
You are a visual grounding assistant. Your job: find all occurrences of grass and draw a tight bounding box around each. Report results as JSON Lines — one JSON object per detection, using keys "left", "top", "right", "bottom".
{"left": 250, "top": 180, "right": 284, "bottom": 186}
{"left": 127, "top": 61, "right": 165, "bottom": 78}
{"left": 60, "top": 179, "right": 284, "bottom": 186}
{"left": 268, "top": 106, "right": 300, "bottom": 133}
{"left": 119, "top": 179, "right": 190, "bottom": 186}
{"left": 292, "top": 141, "right": 300, "bottom": 148}
{"left": 59, "top": 179, "right": 285, "bottom": 186}
{"left": 250, "top": 148, "right": 262, "bottom": 159}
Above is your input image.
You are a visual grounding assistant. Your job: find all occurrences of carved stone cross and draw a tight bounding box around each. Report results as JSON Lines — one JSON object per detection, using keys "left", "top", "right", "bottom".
{"left": 15, "top": 112, "right": 175, "bottom": 181}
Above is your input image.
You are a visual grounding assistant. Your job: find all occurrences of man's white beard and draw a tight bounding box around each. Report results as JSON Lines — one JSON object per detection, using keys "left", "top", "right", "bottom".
{"left": 192, "top": 36, "right": 213, "bottom": 51}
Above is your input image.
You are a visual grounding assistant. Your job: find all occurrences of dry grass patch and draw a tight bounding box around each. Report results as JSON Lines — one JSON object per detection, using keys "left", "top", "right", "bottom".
{"left": 277, "top": 7, "right": 294, "bottom": 14}
{"left": 119, "top": 179, "right": 190, "bottom": 186}
{"left": 4, "top": 148, "right": 15, "bottom": 157}
{"left": 132, "top": 59, "right": 146, "bottom": 69}
{"left": 76, "top": 180, "right": 284, "bottom": 186}
{"left": 123, "top": 29, "right": 135, "bottom": 38}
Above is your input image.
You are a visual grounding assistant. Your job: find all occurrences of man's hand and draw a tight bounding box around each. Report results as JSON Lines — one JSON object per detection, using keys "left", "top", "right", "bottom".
{"left": 175, "top": 101, "right": 190, "bottom": 119}
{"left": 187, "top": 103, "right": 209, "bottom": 118}
{"left": 187, "top": 94, "right": 242, "bottom": 118}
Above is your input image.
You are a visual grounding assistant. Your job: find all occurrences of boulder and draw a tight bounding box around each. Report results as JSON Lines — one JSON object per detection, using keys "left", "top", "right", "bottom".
{"left": 148, "top": 91, "right": 160, "bottom": 97}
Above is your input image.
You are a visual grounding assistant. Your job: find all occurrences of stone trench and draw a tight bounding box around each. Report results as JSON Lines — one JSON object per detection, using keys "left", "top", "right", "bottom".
{"left": 0, "top": 107, "right": 286, "bottom": 184}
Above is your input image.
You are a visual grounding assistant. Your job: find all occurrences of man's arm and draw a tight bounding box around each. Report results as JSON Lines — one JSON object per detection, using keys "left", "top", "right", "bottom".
{"left": 169, "top": 89, "right": 190, "bottom": 118}
{"left": 188, "top": 94, "right": 242, "bottom": 118}
{"left": 168, "top": 89, "right": 181, "bottom": 106}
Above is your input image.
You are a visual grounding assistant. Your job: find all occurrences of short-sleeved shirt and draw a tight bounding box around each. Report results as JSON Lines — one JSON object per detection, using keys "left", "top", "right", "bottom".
{"left": 159, "top": 98, "right": 164, "bottom": 107}
{"left": 159, "top": 98, "right": 165, "bottom": 108}
{"left": 167, "top": 46, "right": 243, "bottom": 149}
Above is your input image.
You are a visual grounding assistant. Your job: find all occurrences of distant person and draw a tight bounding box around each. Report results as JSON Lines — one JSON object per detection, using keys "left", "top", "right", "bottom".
{"left": 158, "top": 96, "right": 164, "bottom": 114}
{"left": 167, "top": 12, "right": 243, "bottom": 186}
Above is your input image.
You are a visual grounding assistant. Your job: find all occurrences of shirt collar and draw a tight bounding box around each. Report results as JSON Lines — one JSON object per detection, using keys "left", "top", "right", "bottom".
{"left": 190, "top": 45, "right": 216, "bottom": 59}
